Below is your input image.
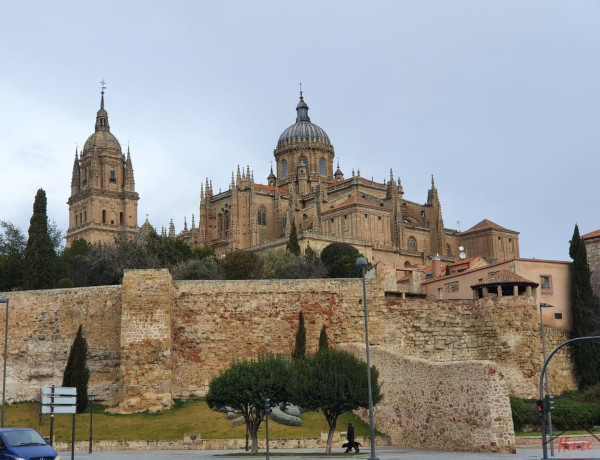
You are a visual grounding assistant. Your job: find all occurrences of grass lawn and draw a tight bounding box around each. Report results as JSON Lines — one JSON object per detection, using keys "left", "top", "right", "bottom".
{"left": 4, "top": 400, "right": 375, "bottom": 443}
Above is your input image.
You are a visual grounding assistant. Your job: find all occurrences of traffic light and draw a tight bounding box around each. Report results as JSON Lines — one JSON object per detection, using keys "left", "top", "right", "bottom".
{"left": 265, "top": 398, "right": 272, "bottom": 415}
{"left": 536, "top": 400, "right": 544, "bottom": 414}
{"left": 545, "top": 394, "right": 555, "bottom": 412}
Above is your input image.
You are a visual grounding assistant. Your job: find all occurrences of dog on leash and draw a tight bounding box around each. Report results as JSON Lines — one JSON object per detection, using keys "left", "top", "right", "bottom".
{"left": 342, "top": 441, "right": 361, "bottom": 453}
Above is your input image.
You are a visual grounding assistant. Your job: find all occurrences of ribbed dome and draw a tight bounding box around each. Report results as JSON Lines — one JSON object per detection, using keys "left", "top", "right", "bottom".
{"left": 82, "top": 130, "right": 122, "bottom": 156}
{"left": 277, "top": 94, "right": 331, "bottom": 147}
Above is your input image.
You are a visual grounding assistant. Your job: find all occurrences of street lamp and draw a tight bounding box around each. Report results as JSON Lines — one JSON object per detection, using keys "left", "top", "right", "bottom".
{"left": 89, "top": 393, "right": 96, "bottom": 453}
{"left": 539, "top": 302, "right": 555, "bottom": 457}
{"left": 0, "top": 296, "right": 8, "bottom": 428}
{"left": 356, "top": 257, "right": 379, "bottom": 460}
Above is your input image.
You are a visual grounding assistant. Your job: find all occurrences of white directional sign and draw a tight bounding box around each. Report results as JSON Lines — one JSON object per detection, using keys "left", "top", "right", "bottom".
{"left": 42, "top": 386, "right": 76, "bottom": 396}
{"left": 42, "top": 396, "right": 76, "bottom": 405}
{"left": 42, "top": 405, "right": 76, "bottom": 414}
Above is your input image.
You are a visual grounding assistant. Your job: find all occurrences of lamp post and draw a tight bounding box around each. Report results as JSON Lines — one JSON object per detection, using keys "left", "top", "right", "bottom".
{"left": 539, "top": 302, "right": 555, "bottom": 456}
{"left": 88, "top": 393, "right": 96, "bottom": 453}
{"left": 356, "top": 257, "right": 379, "bottom": 460}
{"left": 0, "top": 296, "right": 8, "bottom": 428}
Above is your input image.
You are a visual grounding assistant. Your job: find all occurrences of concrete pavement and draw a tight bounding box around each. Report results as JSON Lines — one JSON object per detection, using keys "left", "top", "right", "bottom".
{"left": 56, "top": 445, "right": 600, "bottom": 459}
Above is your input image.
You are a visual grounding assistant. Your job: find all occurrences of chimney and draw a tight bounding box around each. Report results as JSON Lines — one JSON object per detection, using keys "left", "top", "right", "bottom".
{"left": 432, "top": 254, "right": 442, "bottom": 279}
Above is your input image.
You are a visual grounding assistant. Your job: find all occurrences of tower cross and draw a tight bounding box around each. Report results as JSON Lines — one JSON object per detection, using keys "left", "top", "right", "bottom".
{"left": 100, "top": 79, "right": 107, "bottom": 93}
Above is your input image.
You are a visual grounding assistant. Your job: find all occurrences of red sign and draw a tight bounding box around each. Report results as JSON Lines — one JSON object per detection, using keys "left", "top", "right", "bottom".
{"left": 557, "top": 437, "right": 593, "bottom": 452}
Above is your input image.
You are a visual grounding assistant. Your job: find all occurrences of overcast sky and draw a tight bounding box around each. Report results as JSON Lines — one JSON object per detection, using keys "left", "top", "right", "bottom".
{"left": 1, "top": 1, "right": 598, "bottom": 260}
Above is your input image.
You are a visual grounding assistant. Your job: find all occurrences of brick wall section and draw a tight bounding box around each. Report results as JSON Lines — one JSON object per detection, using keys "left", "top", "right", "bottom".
{"left": 116, "top": 269, "right": 174, "bottom": 413}
{"left": 348, "top": 346, "right": 516, "bottom": 453}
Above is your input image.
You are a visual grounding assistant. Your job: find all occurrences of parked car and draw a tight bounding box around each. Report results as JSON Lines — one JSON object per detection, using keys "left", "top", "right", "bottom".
{"left": 0, "top": 427, "right": 61, "bottom": 460}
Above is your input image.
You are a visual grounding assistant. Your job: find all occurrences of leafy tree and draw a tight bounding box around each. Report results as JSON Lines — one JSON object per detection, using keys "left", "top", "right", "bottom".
{"left": 569, "top": 224, "right": 600, "bottom": 388}
{"left": 318, "top": 325, "right": 329, "bottom": 351}
{"left": 0, "top": 221, "right": 27, "bottom": 291}
{"left": 304, "top": 242, "right": 317, "bottom": 262}
{"left": 23, "top": 189, "right": 57, "bottom": 289}
{"left": 170, "top": 256, "right": 221, "bottom": 280}
{"left": 292, "top": 311, "right": 307, "bottom": 360}
{"left": 206, "top": 353, "right": 291, "bottom": 453}
{"left": 61, "top": 239, "right": 92, "bottom": 287}
{"left": 289, "top": 349, "right": 382, "bottom": 454}
{"left": 193, "top": 243, "right": 215, "bottom": 259}
{"left": 286, "top": 220, "right": 300, "bottom": 256}
{"left": 259, "top": 249, "right": 327, "bottom": 279}
{"left": 320, "top": 242, "right": 362, "bottom": 278}
{"left": 445, "top": 264, "right": 451, "bottom": 276}
{"left": 221, "top": 250, "right": 261, "bottom": 279}
{"left": 62, "top": 325, "right": 90, "bottom": 413}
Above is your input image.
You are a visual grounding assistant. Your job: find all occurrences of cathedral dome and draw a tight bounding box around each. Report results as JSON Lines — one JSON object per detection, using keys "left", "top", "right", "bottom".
{"left": 82, "top": 130, "right": 122, "bottom": 156}
{"left": 277, "top": 93, "right": 331, "bottom": 148}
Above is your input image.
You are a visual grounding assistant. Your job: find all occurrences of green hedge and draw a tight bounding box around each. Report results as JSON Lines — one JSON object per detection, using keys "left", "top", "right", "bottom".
{"left": 510, "top": 396, "right": 600, "bottom": 431}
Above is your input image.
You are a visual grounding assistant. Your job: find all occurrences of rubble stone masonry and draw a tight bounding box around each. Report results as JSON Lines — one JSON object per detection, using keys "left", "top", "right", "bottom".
{"left": 0, "top": 269, "right": 577, "bottom": 452}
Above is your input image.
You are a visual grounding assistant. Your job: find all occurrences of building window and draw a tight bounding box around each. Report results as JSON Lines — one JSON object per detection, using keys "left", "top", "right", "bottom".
{"left": 224, "top": 211, "right": 230, "bottom": 235}
{"left": 110, "top": 167, "right": 116, "bottom": 183}
{"left": 120, "top": 212, "right": 124, "bottom": 225}
{"left": 319, "top": 157, "right": 326, "bottom": 175}
{"left": 281, "top": 160, "right": 288, "bottom": 178}
{"left": 102, "top": 210, "right": 106, "bottom": 224}
{"left": 258, "top": 207, "right": 267, "bottom": 226}
{"left": 407, "top": 237, "right": 417, "bottom": 252}
{"left": 554, "top": 312, "right": 563, "bottom": 320}
{"left": 540, "top": 275, "right": 552, "bottom": 293}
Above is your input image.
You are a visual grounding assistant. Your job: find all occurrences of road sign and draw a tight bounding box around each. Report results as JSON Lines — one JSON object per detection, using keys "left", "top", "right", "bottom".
{"left": 42, "top": 386, "right": 76, "bottom": 396}
{"left": 42, "top": 405, "right": 76, "bottom": 414}
{"left": 42, "top": 396, "right": 76, "bottom": 405}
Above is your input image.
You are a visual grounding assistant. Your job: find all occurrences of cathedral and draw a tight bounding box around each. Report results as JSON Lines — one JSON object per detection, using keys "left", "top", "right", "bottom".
{"left": 66, "top": 88, "right": 520, "bottom": 274}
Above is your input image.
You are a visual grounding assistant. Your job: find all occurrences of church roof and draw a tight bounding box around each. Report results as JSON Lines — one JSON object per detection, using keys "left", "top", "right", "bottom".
{"left": 254, "top": 184, "right": 288, "bottom": 195}
{"left": 463, "top": 219, "right": 518, "bottom": 234}
{"left": 470, "top": 269, "right": 537, "bottom": 288}
{"left": 277, "top": 92, "right": 331, "bottom": 148}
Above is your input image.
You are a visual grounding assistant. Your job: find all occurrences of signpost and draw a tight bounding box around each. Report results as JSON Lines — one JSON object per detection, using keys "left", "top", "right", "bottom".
{"left": 42, "top": 386, "right": 76, "bottom": 460}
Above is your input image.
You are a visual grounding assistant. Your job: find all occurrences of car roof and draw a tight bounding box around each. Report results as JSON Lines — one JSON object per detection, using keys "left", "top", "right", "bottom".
{"left": 0, "top": 428, "right": 36, "bottom": 432}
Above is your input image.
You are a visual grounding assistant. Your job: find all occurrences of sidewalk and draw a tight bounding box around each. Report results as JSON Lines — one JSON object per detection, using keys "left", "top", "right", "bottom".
{"left": 56, "top": 444, "right": 600, "bottom": 459}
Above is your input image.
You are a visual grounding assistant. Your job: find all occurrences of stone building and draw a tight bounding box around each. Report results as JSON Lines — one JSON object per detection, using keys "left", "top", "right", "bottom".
{"left": 582, "top": 228, "right": 600, "bottom": 273}
{"left": 185, "top": 91, "right": 520, "bottom": 272}
{"left": 65, "top": 88, "right": 520, "bottom": 273}
{"left": 66, "top": 88, "right": 139, "bottom": 246}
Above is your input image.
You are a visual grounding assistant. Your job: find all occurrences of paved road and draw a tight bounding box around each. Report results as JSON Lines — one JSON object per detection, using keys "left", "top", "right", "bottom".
{"left": 57, "top": 445, "right": 600, "bottom": 459}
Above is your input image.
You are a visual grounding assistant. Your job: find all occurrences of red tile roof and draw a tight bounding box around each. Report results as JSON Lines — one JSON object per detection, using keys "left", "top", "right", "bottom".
{"left": 463, "top": 219, "right": 517, "bottom": 234}
{"left": 582, "top": 229, "right": 600, "bottom": 240}
{"left": 253, "top": 184, "right": 288, "bottom": 195}
{"left": 470, "top": 269, "right": 537, "bottom": 288}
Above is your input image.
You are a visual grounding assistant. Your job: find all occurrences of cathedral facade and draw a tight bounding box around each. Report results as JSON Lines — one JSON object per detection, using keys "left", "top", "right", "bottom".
{"left": 66, "top": 89, "right": 519, "bottom": 273}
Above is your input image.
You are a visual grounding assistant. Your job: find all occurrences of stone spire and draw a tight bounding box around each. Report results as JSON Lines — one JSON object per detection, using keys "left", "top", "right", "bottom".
{"left": 94, "top": 80, "right": 110, "bottom": 132}
{"left": 168, "top": 219, "right": 175, "bottom": 238}
{"left": 295, "top": 88, "right": 311, "bottom": 122}
{"left": 71, "top": 148, "right": 80, "bottom": 193}
{"left": 124, "top": 145, "right": 135, "bottom": 190}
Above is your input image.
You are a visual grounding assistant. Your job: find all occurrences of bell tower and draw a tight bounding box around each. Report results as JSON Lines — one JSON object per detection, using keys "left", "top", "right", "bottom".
{"left": 66, "top": 82, "right": 140, "bottom": 246}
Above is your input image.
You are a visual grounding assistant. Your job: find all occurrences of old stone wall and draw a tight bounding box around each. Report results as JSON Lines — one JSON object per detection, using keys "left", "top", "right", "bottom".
{"left": 0, "top": 286, "right": 121, "bottom": 404}
{"left": 0, "top": 269, "right": 578, "bottom": 452}
{"left": 349, "top": 347, "right": 515, "bottom": 453}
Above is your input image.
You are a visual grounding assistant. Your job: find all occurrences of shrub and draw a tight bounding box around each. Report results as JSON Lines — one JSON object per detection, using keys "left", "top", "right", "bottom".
{"left": 56, "top": 278, "right": 74, "bottom": 288}
{"left": 509, "top": 397, "right": 539, "bottom": 431}
{"left": 510, "top": 395, "right": 600, "bottom": 431}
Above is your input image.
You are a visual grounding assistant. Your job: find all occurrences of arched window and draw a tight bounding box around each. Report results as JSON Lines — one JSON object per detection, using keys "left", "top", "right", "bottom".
{"left": 281, "top": 160, "right": 288, "bottom": 178}
{"left": 407, "top": 237, "right": 417, "bottom": 252}
{"left": 110, "top": 167, "right": 116, "bottom": 183}
{"left": 218, "top": 213, "right": 223, "bottom": 237}
{"left": 120, "top": 212, "right": 124, "bottom": 225}
{"left": 319, "top": 157, "right": 326, "bottom": 175}
{"left": 102, "top": 210, "right": 106, "bottom": 224}
{"left": 258, "top": 207, "right": 267, "bottom": 226}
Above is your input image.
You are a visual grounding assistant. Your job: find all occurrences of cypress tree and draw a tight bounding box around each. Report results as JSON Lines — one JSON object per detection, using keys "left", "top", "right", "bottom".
{"left": 23, "top": 189, "right": 56, "bottom": 289}
{"left": 62, "top": 325, "right": 90, "bottom": 413}
{"left": 292, "top": 311, "right": 306, "bottom": 359}
{"left": 286, "top": 220, "right": 300, "bottom": 256}
{"left": 318, "top": 325, "right": 329, "bottom": 351}
{"left": 569, "top": 224, "right": 600, "bottom": 388}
